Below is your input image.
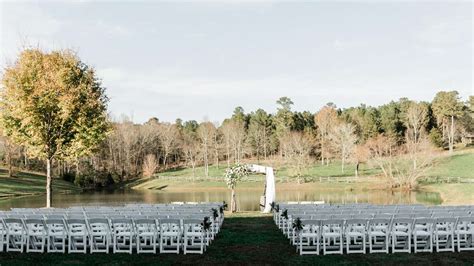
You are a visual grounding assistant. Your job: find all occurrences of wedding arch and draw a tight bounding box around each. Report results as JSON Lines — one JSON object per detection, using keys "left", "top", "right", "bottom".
{"left": 248, "top": 164, "right": 276, "bottom": 213}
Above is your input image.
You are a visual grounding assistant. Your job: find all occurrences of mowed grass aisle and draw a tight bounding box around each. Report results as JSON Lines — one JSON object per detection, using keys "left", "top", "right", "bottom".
{"left": 1, "top": 212, "right": 473, "bottom": 265}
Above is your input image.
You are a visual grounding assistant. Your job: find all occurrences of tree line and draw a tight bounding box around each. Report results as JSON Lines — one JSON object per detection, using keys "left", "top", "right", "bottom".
{"left": 3, "top": 92, "right": 472, "bottom": 189}
{"left": 1, "top": 50, "right": 473, "bottom": 192}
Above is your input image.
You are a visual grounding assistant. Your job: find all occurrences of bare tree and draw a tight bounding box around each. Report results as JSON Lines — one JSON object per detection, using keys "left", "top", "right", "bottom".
{"left": 314, "top": 106, "right": 338, "bottom": 165}
{"left": 212, "top": 122, "right": 221, "bottom": 169}
{"left": 198, "top": 122, "right": 216, "bottom": 177}
{"left": 329, "top": 122, "right": 357, "bottom": 173}
{"left": 404, "top": 102, "right": 428, "bottom": 169}
{"left": 366, "top": 133, "right": 435, "bottom": 190}
{"left": 157, "top": 123, "right": 179, "bottom": 170}
{"left": 394, "top": 136, "right": 435, "bottom": 190}
{"left": 366, "top": 134, "right": 398, "bottom": 188}
{"left": 220, "top": 120, "right": 246, "bottom": 165}
{"left": 181, "top": 131, "right": 200, "bottom": 179}
{"left": 279, "top": 131, "right": 315, "bottom": 183}
{"left": 0, "top": 131, "right": 20, "bottom": 177}
{"left": 142, "top": 154, "right": 158, "bottom": 178}
{"left": 351, "top": 144, "right": 369, "bottom": 177}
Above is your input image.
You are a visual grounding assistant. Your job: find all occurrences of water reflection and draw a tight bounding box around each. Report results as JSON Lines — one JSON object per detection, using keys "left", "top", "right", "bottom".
{"left": 0, "top": 189, "right": 442, "bottom": 211}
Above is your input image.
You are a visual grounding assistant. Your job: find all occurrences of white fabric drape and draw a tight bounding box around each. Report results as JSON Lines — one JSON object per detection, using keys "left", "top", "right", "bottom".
{"left": 249, "top": 164, "right": 276, "bottom": 213}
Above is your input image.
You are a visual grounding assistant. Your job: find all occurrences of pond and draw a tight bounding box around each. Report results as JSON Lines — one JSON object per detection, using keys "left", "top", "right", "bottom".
{"left": 0, "top": 188, "right": 442, "bottom": 211}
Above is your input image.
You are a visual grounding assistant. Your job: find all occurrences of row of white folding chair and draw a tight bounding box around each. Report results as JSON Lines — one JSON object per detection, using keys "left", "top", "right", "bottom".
{"left": 284, "top": 217, "right": 474, "bottom": 255}
{"left": 0, "top": 216, "right": 213, "bottom": 254}
{"left": 277, "top": 203, "right": 471, "bottom": 212}
{"left": 280, "top": 211, "right": 471, "bottom": 237}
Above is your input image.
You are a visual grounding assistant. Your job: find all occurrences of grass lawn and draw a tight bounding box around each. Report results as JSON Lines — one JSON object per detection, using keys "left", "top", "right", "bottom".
{"left": 1, "top": 212, "right": 472, "bottom": 265}
{"left": 428, "top": 151, "right": 474, "bottom": 179}
{"left": 158, "top": 160, "right": 381, "bottom": 179}
{"left": 157, "top": 149, "right": 474, "bottom": 182}
{"left": 424, "top": 183, "right": 474, "bottom": 205}
{"left": 0, "top": 169, "right": 81, "bottom": 198}
{"left": 132, "top": 176, "right": 383, "bottom": 192}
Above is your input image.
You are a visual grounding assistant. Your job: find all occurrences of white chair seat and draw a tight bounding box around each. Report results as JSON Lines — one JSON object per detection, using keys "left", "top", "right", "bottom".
{"left": 369, "top": 231, "right": 387, "bottom": 237}
{"left": 414, "top": 230, "right": 431, "bottom": 236}
{"left": 393, "top": 231, "right": 409, "bottom": 236}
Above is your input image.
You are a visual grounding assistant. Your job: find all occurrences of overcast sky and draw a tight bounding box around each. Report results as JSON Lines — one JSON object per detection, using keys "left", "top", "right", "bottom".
{"left": 1, "top": 1, "right": 472, "bottom": 123}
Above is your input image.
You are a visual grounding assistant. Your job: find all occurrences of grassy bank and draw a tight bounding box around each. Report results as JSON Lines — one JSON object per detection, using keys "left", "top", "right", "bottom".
{"left": 0, "top": 212, "right": 472, "bottom": 265}
{"left": 424, "top": 183, "right": 474, "bottom": 205}
{"left": 0, "top": 169, "right": 81, "bottom": 198}
{"left": 428, "top": 151, "right": 474, "bottom": 178}
{"left": 158, "top": 160, "right": 380, "bottom": 179}
{"left": 153, "top": 149, "right": 473, "bottom": 180}
{"left": 133, "top": 177, "right": 382, "bottom": 192}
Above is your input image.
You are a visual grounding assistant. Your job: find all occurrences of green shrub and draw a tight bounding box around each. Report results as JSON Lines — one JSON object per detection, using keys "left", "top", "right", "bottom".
{"left": 429, "top": 128, "right": 444, "bottom": 148}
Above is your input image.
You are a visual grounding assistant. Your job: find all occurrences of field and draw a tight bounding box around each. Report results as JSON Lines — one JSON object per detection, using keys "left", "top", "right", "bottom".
{"left": 133, "top": 150, "right": 474, "bottom": 201}
{"left": 0, "top": 212, "right": 473, "bottom": 265}
{"left": 157, "top": 160, "right": 380, "bottom": 179}
{"left": 155, "top": 149, "right": 474, "bottom": 180}
{"left": 0, "top": 169, "right": 81, "bottom": 199}
{"left": 428, "top": 151, "right": 474, "bottom": 179}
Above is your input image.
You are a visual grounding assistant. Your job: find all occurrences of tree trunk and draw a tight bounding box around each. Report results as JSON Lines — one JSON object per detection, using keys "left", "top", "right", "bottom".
{"left": 24, "top": 152, "right": 28, "bottom": 170}
{"left": 46, "top": 158, "right": 52, "bottom": 208}
{"left": 263, "top": 130, "right": 267, "bottom": 160}
{"left": 320, "top": 144, "right": 324, "bottom": 165}
{"left": 449, "top": 115, "right": 454, "bottom": 153}
{"left": 341, "top": 157, "right": 345, "bottom": 173}
{"left": 7, "top": 151, "right": 12, "bottom": 178}
{"left": 204, "top": 150, "right": 209, "bottom": 178}
{"left": 355, "top": 162, "right": 359, "bottom": 177}
{"left": 231, "top": 189, "right": 237, "bottom": 213}
{"left": 163, "top": 154, "right": 168, "bottom": 170}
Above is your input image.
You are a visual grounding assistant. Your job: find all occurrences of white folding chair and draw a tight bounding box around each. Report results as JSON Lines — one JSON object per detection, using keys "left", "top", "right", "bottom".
{"left": 434, "top": 217, "right": 456, "bottom": 252}
{"left": 321, "top": 219, "right": 344, "bottom": 255}
{"left": 345, "top": 218, "right": 367, "bottom": 254}
{"left": 45, "top": 218, "right": 67, "bottom": 253}
{"left": 455, "top": 216, "right": 474, "bottom": 251}
{"left": 298, "top": 220, "right": 321, "bottom": 255}
{"left": 391, "top": 218, "right": 413, "bottom": 253}
{"left": 88, "top": 218, "right": 111, "bottom": 254}
{"left": 412, "top": 218, "right": 433, "bottom": 253}
{"left": 111, "top": 218, "right": 134, "bottom": 254}
{"left": 0, "top": 218, "right": 5, "bottom": 252}
{"left": 24, "top": 218, "right": 47, "bottom": 253}
{"left": 5, "top": 218, "right": 26, "bottom": 252}
{"left": 183, "top": 219, "right": 205, "bottom": 254}
{"left": 66, "top": 218, "right": 88, "bottom": 254}
{"left": 368, "top": 218, "right": 391, "bottom": 254}
{"left": 159, "top": 218, "right": 181, "bottom": 254}
{"left": 135, "top": 218, "right": 158, "bottom": 254}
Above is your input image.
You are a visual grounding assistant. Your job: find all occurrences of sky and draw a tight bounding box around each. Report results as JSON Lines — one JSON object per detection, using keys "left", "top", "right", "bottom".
{"left": 0, "top": 1, "right": 472, "bottom": 124}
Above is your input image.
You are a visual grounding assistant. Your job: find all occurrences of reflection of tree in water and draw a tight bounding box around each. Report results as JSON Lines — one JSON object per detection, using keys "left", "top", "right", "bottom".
{"left": 0, "top": 189, "right": 442, "bottom": 211}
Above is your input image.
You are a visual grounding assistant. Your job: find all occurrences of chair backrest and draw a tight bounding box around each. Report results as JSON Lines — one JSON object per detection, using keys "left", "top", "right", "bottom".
{"left": 45, "top": 218, "right": 66, "bottom": 228}
{"left": 4, "top": 218, "right": 24, "bottom": 225}
{"left": 391, "top": 218, "right": 413, "bottom": 230}
{"left": 321, "top": 219, "right": 344, "bottom": 226}
{"left": 134, "top": 218, "right": 157, "bottom": 227}
{"left": 435, "top": 217, "right": 457, "bottom": 223}
{"left": 368, "top": 218, "right": 391, "bottom": 231}
{"left": 160, "top": 218, "right": 181, "bottom": 225}
{"left": 183, "top": 219, "right": 202, "bottom": 225}
{"left": 414, "top": 217, "right": 433, "bottom": 224}
{"left": 45, "top": 214, "right": 65, "bottom": 220}
{"left": 457, "top": 216, "right": 474, "bottom": 224}
{"left": 88, "top": 218, "right": 110, "bottom": 226}
{"left": 24, "top": 218, "right": 45, "bottom": 226}
{"left": 66, "top": 218, "right": 87, "bottom": 233}
{"left": 345, "top": 219, "right": 368, "bottom": 227}
{"left": 4, "top": 218, "right": 25, "bottom": 233}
